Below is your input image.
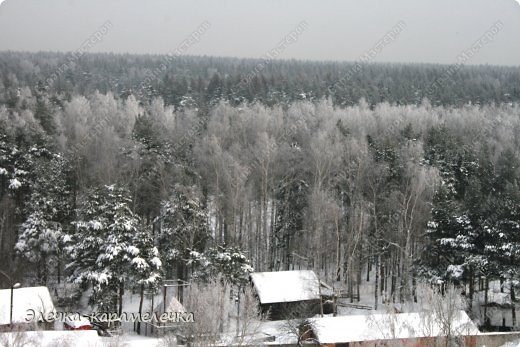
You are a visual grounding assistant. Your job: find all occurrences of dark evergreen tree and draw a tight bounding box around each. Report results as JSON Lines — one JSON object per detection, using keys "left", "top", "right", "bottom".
{"left": 158, "top": 186, "right": 210, "bottom": 301}
{"left": 67, "top": 185, "right": 143, "bottom": 313}
{"left": 15, "top": 155, "right": 73, "bottom": 284}
{"left": 272, "top": 178, "right": 308, "bottom": 271}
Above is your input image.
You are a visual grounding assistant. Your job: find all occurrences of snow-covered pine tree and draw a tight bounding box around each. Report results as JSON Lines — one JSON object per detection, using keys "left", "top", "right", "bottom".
{"left": 482, "top": 182, "right": 520, "bottom": 325}
{"left": 15, "top": 154, "right": 73, "bottom": 284}
{"left": 158, "top": 186, "right": 210, "bottom": 303}
{"left": 130, "top": 224, "right": 162, "bottom": 290}
{"left": 422, "top": 185, "right": 476, "bottom": 284}
{"left": 189, "top": 245, "right": 254, "bottom": 285}
{"left": 67, "top": 184, "right": 143, "bottom": 313}
{"left": 158, "top": 186, "right": 209, "bottom": 277}
{"left": 16, "top": 211, "right": 62, "bottom": 283}
{"left": 0, "top": 134, "right": 50, "bottom": 202}
{"left": 421, "top": 127, "right": 483, "bottom": 285}
{"left": 130, "top": 223, "right": 163, "bottom": 333}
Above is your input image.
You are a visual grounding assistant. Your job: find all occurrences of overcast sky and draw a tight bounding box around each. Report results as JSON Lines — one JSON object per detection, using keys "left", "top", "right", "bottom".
{"left": 0, "top": 0, "right": 519, "bottom": 66}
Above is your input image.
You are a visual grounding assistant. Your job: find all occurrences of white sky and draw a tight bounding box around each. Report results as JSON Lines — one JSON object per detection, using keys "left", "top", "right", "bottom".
{"left": 0, "top": 0, "right": 519, "bottom": 66}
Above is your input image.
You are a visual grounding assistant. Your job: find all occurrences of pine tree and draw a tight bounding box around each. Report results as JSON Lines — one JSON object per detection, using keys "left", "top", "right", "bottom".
{"left": 130, "top": 224, "right": 163, "bottom": 288}
{"left": 34, "top": 97, "right": 57, "bottom": 135}
{"left": 158, "top": 187, "right": 209, "bottom": 275}
{"left": 158, "top": 186, "right": 209, "bottom": 302}
{"left": 67, "top": 185, "right": 142, "bottom": 312}
{"left": 15, "top": 154, "right": 73, "bottom": 284}
{"left": 188, "top": 245, "right": 254, "bottom": 285}
{"left": 16, "top": 210, "right": 62, "bottom": 283}
{"left": 130, "top": 224, "right": 163, "bottom": 333}
{"left": 422, "top": 185, "right": 474, "bottom": 283}
{"left": 273, "top": 178, "right": 308, "bottom": 271}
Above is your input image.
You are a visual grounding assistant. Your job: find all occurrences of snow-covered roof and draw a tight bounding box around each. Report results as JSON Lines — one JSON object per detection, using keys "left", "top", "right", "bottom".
{"left": 0, "top": 286, "right": 55, "bottom": 325}
{"left": 250, "top": 270, "right": 320, "bottom": 304}
{"left": 0, "top": 330, "right": 102, "bottom": 347}
{"left": 64, "top": 315, "right": 92, "bottom": 329}
{"left": 310, "top": 310, "right": 480, "bottom": 344}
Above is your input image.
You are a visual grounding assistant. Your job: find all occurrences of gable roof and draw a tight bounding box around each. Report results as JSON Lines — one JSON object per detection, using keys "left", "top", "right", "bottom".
{"left": 154, "top": 295, "right": 186, "bottom": 315}
{"left": 250, "top": 270, "right": 320, "bottom": 304}
{"left": 0, "top": 286, "right": 55, "bottom": 325}
{"left": 310, "top": 310, "right": 480, "bottom": 344}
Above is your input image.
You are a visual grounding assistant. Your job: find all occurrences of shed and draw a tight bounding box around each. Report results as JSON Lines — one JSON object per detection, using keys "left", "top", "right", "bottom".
{"left": 0, "top": 286, "right": 55, "bottom": 331}
{"left": 250, "top": 270, "right": 326, "bottom": 320}
{"left": 307, "top": 310, "right": 480, "bottom": 346}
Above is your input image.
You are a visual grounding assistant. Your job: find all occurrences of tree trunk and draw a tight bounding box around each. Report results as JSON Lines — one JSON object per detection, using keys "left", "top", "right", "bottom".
{"left": 380, "top": 262, "right": 385, "bottom": 303}
{"left": 118, "top": 281, "right": 124, "bottom": 316}
{"left": 223, "top": 221, "right": 229, "bottom": 246}
{"left": 270, "top": 199, "right": 276, "bottom": 268}
{"left": 484, "top": 277, "right": 489, "bottom": 328}
{"left": 256, "top": 207, "right": 261, "bottom": 270}
{"left": 511, "top": 281, "right": 516, "bottom": 327}
{"left": 38, "top": 255, "right": 48, "bottom": 285}
{"left": 248, "top": 201, "right": 253, "bottom": 267}
{"left": 356, "top": 261, "right": 361, "bottom": 302}
{"left": 218, "top": 283, "right": 226, "bottom": 332}
{"left": 391, "top": 264, "right": 396, "bottom": 303}
{"left": 238, "top": 207, "right": 243, "bottom": 246}
{"left": 57, "top": 254, "right": 61, "bottom": 285}
{"left": 177, "top": 262, "right": 185, "bottom": 304}
{"left": 374, "top": 255, "right": 379, "bottom": 310}
{"left": 468, "top": 267, "right": 474, "bottom": 311}
{"left": 367, "top": 256, "right": 371, "bottom": 282}
{"left": 268, "top": 200, "right": 276, "bottom": 271}
{"left": 335, "top": 214, "right": 341, "bottom": 282}
{"left": 399, "top": 271, "right": 404, "bottom": 303}
{"left": 137, "top": 284, "right": 144, "bottom": 334}
{"left": 412, "top": 275, "right": 417, "bottom": 303}
{"left": 349, "top": 265, "right": 354, "bottom": 303}
{"left": 318, "top": 274, "right": 324, "bottom": 317}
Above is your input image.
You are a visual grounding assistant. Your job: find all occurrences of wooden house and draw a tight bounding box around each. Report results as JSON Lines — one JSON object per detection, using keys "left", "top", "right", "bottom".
{"left": 250, "top": 270, "right": 329, "bottom": 320}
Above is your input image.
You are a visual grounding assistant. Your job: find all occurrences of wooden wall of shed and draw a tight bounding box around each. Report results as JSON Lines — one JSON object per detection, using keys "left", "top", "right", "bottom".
{"left": 475, "top": 332, "right": 520, "bottom": 346}
{"left": 317, "top": 333, "right": 520, "bottom": 346}
{"left": 319, "top": 335, "right": 478, "bottom": 346}
{"left": 261, "top": 299, "right": 322, "bottom": 320}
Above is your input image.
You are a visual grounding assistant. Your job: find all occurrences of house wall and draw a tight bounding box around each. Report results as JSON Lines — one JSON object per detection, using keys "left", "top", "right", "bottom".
{"left": 319, "top": 335, "right": 478, "bottom": 347}
{"left": 317, "top": 332, "right": 520, "bottom": 346}
{"left": 0, "top": 321, "right": 54, "bottom": 332}
{"left": 260, "top": 300, "right": 334, "bottom": 320}
{"left": 474, "top": 332, "right": 520, "bottom": 346}
{"left": 261, "top": 300, "right": 322, "bottom": 320}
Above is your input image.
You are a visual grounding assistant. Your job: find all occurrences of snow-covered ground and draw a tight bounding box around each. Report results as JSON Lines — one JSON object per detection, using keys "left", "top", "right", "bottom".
{"left": 39, "top": 267, "right": 520, "bottom": 345}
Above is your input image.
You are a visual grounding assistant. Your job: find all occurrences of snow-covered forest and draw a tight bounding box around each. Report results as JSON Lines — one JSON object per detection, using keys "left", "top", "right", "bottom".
{"left": 1, "top": 51, "right": 520, "bottom": 341}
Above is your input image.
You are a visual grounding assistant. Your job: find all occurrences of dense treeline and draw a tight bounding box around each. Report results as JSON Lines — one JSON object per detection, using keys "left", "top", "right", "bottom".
{"left": 1, "top": 52, "right": 520, "bottom": 321}
{"left": 1, "top": 51, "right": 520, "bottom": 109}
